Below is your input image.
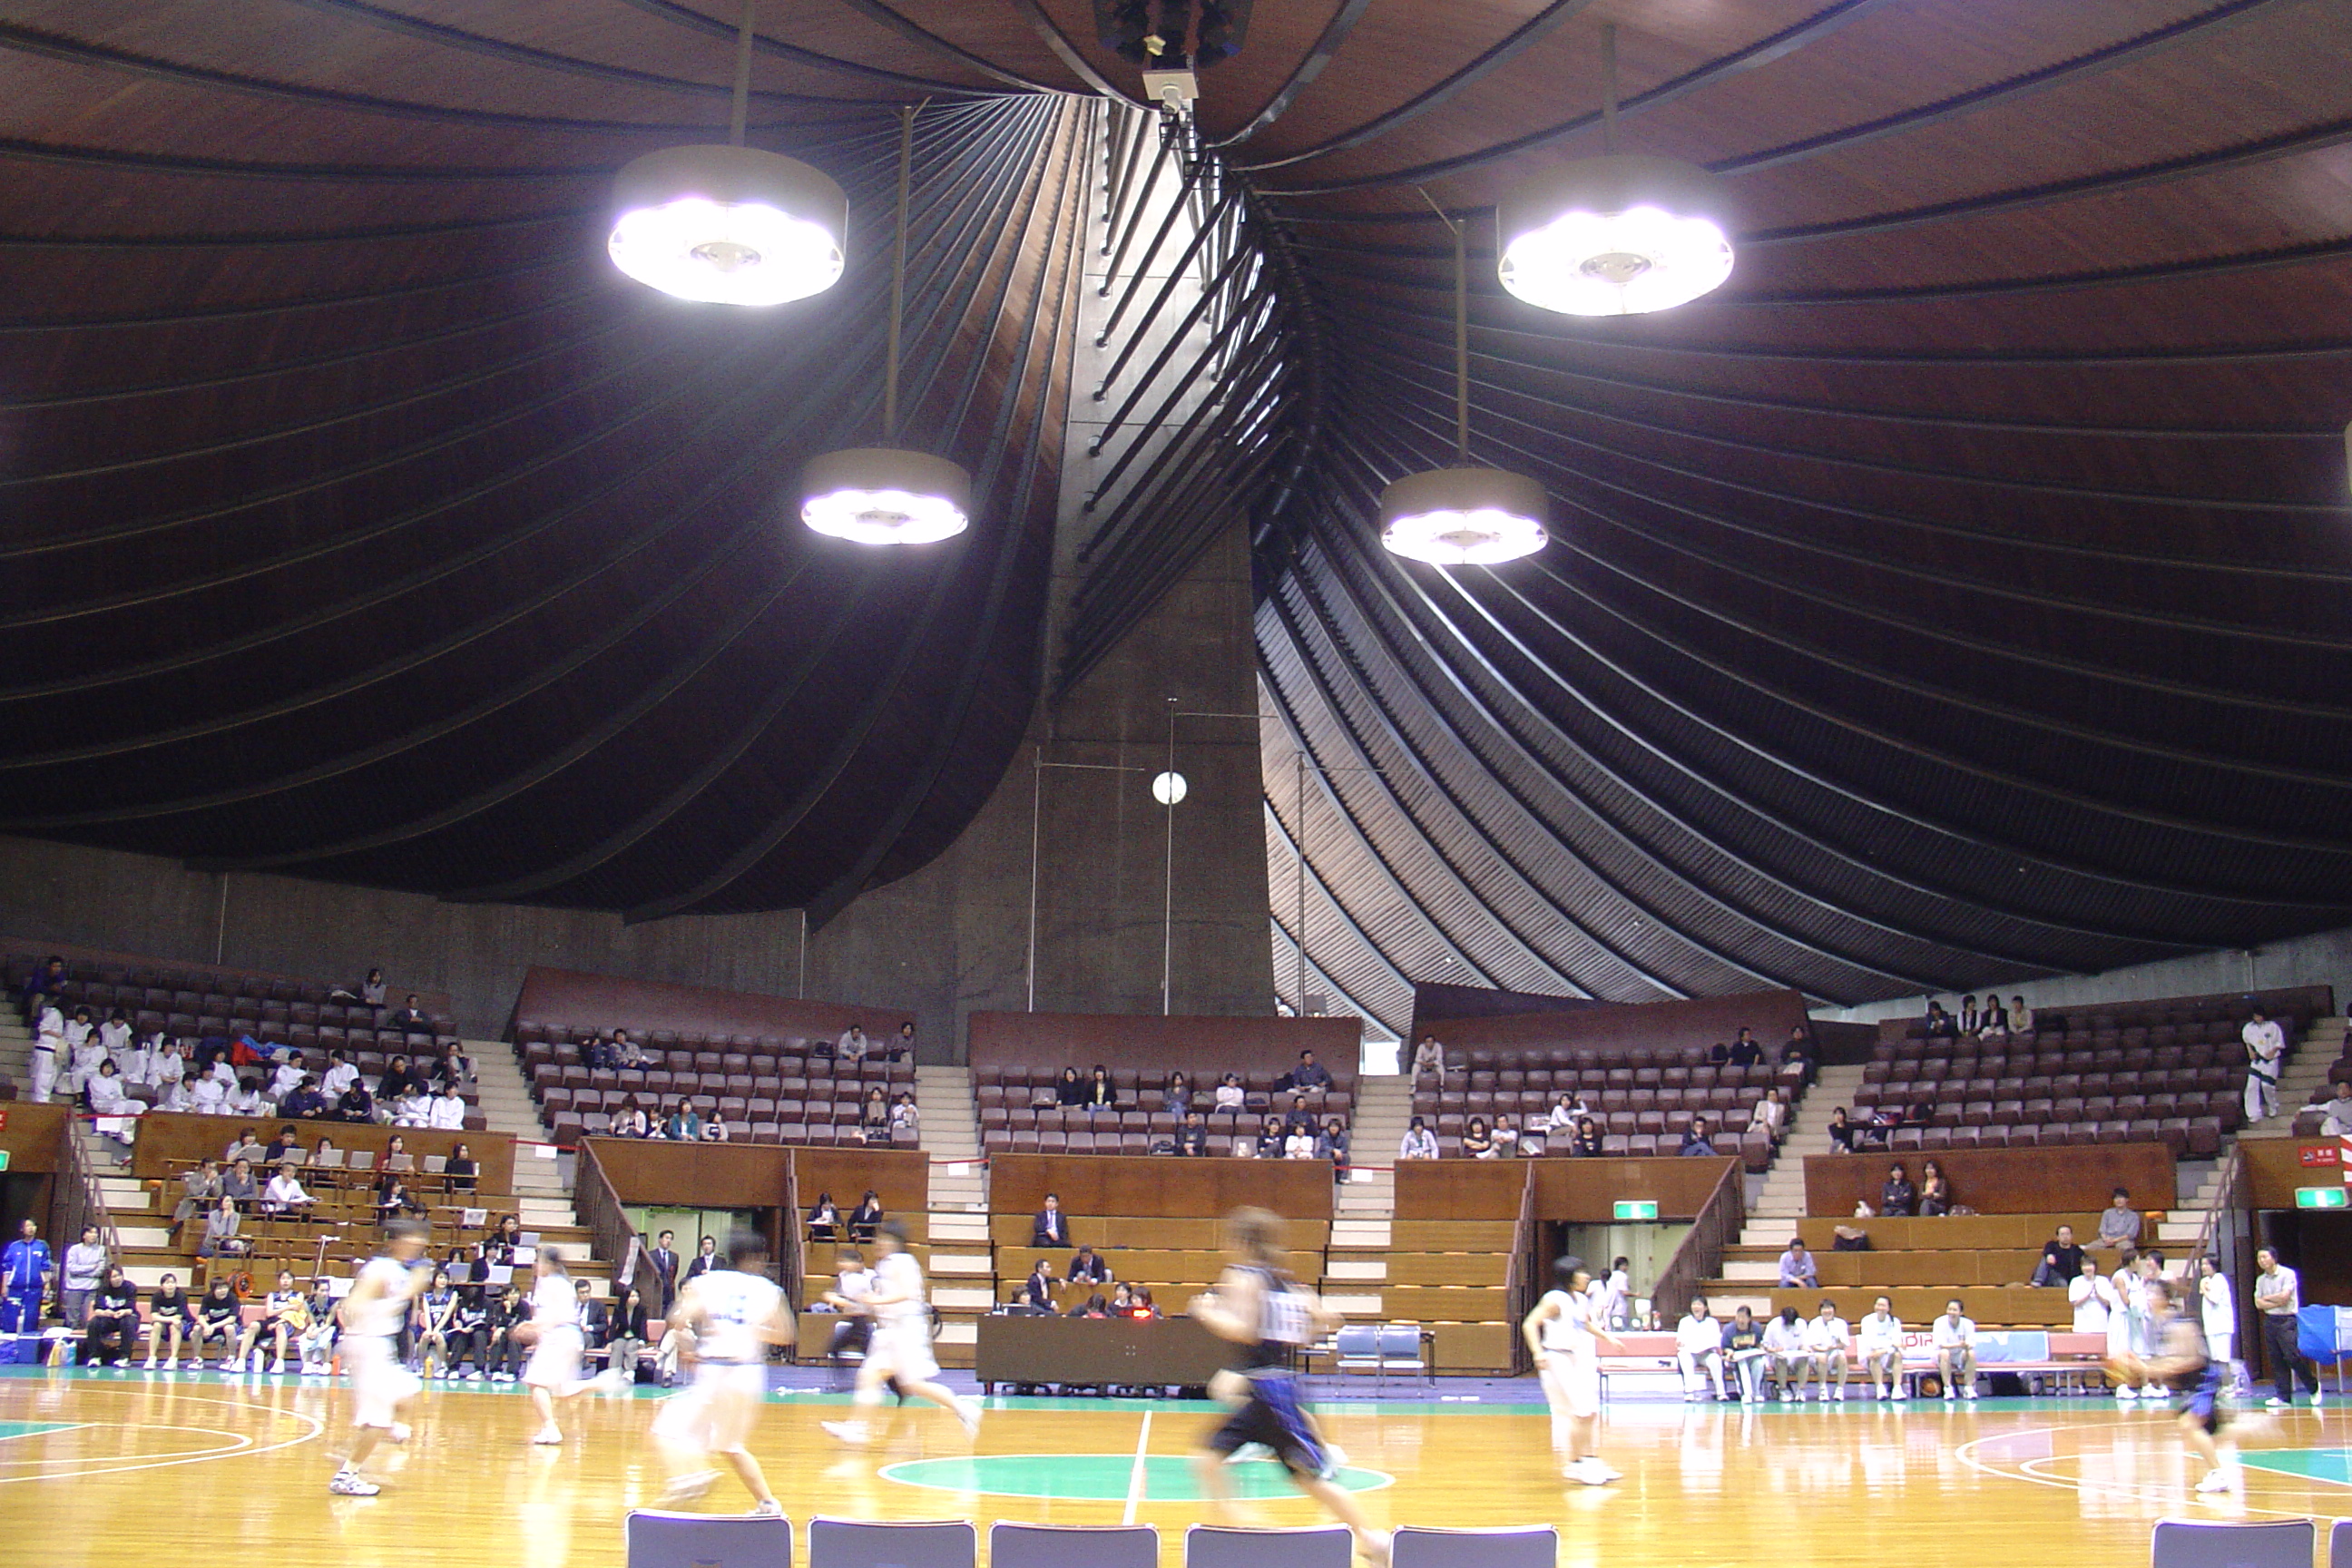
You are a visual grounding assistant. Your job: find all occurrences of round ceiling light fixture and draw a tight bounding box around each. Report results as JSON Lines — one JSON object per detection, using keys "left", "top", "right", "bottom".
{"left": 800, "top": 446, "right": 972, "bottom": 545}
{"left": 1378, "top": 466, "right": 1550, "bottom": 566}
{"left": 609, "top": 144, "right": 848, "bottom": 307}
{"left": 1496, "top": 153, "right": 1732, "bottom": 317}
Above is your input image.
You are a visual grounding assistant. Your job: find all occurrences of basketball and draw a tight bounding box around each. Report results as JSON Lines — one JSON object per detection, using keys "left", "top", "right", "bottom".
{"left": 511, "top": 1323, "right": 539, "bottom": 1349}
{"left": 2102, "top": 1354, "right": 2147, "bottom": 1389}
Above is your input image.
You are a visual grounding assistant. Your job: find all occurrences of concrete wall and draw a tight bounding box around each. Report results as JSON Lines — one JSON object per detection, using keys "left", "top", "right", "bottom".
{"left": 1814, "top": 926, "right": 2352, "bottom": 1026}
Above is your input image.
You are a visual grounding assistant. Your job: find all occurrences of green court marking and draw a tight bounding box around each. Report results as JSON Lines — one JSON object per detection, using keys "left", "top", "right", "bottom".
{"left": 882, "top": 1454, "right": 1393, "bottom": 1502}
{"left": 2239, "top": 1449, "right": 2352, "bottom": 1487}
{"left": 0, "top": 1421, "right": 83, "bottom": 1441}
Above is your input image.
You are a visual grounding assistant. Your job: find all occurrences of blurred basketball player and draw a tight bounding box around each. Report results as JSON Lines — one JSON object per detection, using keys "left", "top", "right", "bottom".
{"left": 653, "top": 1229, "right": 795, "bottom": 1514}
{"left": 1524, "top": 1254, "right": 1623, "bottom": 1485}
{"left": 329, "top": 1218, "right": 430, "bottom": 1496}
{"left": 820, "top": 1219, "right": 982, "bottom": 1444}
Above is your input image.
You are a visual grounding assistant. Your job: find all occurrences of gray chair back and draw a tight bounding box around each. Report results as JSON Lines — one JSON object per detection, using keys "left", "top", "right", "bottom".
{"left": 1393, "top": 1528, "right": 1556, "bottom": 1568}
{"left": 624, "top": 1509, "right": 791, "bottom": 1568}
{"left": 993, "top": 1523, "right": 1158, "bottom": 1568}
{"left": 1186, "top": 1525, "right": 1355, "bottom": 1568}
{"left": 2151, "top": 1519, "right": 2314, "bottom": 1568}
{"left": 2331, "top": 1519, "right": 2351, "bottom": 1568}
{"left": 809, "top": 1518, "right": 977, "bottom": 1568}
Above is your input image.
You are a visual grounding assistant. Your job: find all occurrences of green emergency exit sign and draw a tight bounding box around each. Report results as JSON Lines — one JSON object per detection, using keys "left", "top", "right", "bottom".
{"left": 0, "top": 1150, "right": 9, "bottom": 1171}
{"left": 2294, "top": 1186, "right": 2347, "bottom": 1210}
{"left": 1613, "top": 1200, "right": 1659, "bottom": 1220}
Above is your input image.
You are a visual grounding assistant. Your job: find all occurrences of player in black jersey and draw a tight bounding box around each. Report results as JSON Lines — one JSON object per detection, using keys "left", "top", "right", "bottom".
{"left": 1191, "top": 1207, "right": 1389, "bottom": 1564}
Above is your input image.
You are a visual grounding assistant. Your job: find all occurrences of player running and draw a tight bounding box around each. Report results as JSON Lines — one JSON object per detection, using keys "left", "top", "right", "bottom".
{"left": 523, "top": 1245, "right": 627, "bottom": 1445}
{"left": 819, "top": 1219, "right": 982, "bottom": 1444}
{"left": 2132, "top": 1277, "right": 2242, "bottom": 1496}
{"left": 1190, "top": 1207, "right": 1389, "bottom": 1565}
{"left": 1524, "top": 1254, "right": 1622, "bottom": 1486}
{"left": 653, "top": 1229, "right": 796, "bottom": 1515}
{"left": 329, "top": 1218, "right": 431, "bottom": 1497}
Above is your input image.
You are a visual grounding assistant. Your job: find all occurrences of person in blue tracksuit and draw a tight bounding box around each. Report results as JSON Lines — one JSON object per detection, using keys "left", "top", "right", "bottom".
{"left": 3, "top": 1219, "right": 54, "bottom": 1334}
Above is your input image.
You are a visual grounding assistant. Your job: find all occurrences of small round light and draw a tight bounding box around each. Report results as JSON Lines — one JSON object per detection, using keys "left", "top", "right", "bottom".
{"left": 1497, "top": 154, "right": 1733, "bottom": 317}
{"left": 1378, "top": 466, "right": 1550, "bottom": 565}
{"left": 800, "top": 447, "right": 973, "bottom": 545}
{"left": 609, "top": 144, "right": 848, "bottom": 307}
{"left": 1152, "top": 771, "right": 1188, "bottom": 806}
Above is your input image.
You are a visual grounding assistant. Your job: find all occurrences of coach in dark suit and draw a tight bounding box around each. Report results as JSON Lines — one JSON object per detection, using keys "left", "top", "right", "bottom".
{"left": 647, "top": 1230, "right": 681, "bottom": 1314}
{"left": 1032, "top": 1193, "right": 1071, "bottom": 1248}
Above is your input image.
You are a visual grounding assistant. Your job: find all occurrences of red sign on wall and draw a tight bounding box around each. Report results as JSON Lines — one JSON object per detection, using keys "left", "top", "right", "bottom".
{"left": 2298, "top": 1142, "right": 2340, "bottom": 1168}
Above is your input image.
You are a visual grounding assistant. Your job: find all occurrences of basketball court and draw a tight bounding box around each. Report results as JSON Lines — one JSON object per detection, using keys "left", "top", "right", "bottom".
{"left": 2, "top": 1367, "right": 2343, "bottom": 1568}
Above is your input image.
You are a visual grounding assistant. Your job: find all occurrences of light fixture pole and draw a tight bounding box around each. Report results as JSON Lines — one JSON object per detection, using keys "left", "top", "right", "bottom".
{"left": 1282, "top": 747, "right": 1386, "bottom": 1018}
{"left": 1025, "top": 748, "right": 1150, "bottom": 1013}
{"left": 1161, "top": 701, "right": 1259, "bottom": 1016}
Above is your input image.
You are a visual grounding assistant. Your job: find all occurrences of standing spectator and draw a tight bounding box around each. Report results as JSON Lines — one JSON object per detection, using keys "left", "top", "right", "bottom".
{"left": 28, "top": 995, "right": 64, "bottom": 1102}
{"left": 2241, "top": 1008, "right": 2287, "bottom": 1122}
{"left": 2254, "top": 1247, "right": 2323, "bottom": 1408}
{"left": 77, "top": 1266, "right": 139, "bottom": 1367}
{"left": 684, "top": 1233, "right": 720, "bottom": 1285}
{"left": 2199, "top": 1256, "right": 2247, "bottom": 1398}
{"left": 1857, "top": 1296, "right": 1906, "bottom": 1401}
{"left": 1411, "top": 1034, "right": 1446, "bottom": 1079}
{"left": 1778, "top": 1237, "right": 1818, "bottom": 1289}
{"left": 1762, "top": 1308, "right": 1809, "bottom": 1401}
{"left": 1597, "top": 1257, "right": 1633, "bottom": 1331}
{"left": 1675, "top": 1298, "right": 1727, "bottom": 1401}
{"left": 2095, "top": 1188, "right": 2143, "bottom": 1249}
{"left": 2070, "top": 1255, "right": 2114, "bottom": 1335}
{"left": 1932, "top": 1298, "right": 1979, "bottom": 1400}
{"left": 1399, "top": 1117, "right": 1438, "bottom": 1161}
{"left": 1805, "top": 1298, "right": 1852, "bottom": 1402}
{"left": 59, "top": 1224, "right": 107, "bottom": 1329}
{"left": 1032, "top": 1193, "right": 1072, "bottom": 1248}
{"left": 648, "top": 1230, "right": 682, "bottom": 1314}
{"left": 1722, "top": 1306, "right": 1769, "bottom": 1402}
{"left": 143, "top": 1272, "right": 198, "bottom": 1369}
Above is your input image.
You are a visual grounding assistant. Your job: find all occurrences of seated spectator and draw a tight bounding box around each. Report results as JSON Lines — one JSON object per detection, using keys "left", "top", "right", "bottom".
{"left": 299, "top": 1278, "right": 339, "bottom": 1374}
{"left": 1780, "top": 1027, "right": 1815, "bottom": 1083}
{"left": 1462, "top": 1116, "right": 1494, "bottom": 1160}
{"left": 1932, "top": 1298, "right": 1978, "bottom": 1399}
{"left": 281, "top": 1074, "right": 330, "bottom": 1120}
{"left": 1022, "top": 1259, "right": 1057, "bottom": 1311}
{"left": 1762, "top": 1308, "right": 1809, "bottom": 1401}
{"left": 1212, "top": 1072, "right": 1245, "bottom": 1110}
{"left": 1283, "top": 1124, "right": 1318, "bottom": 1160}
{"left": 1083, "top": 1064, "right": 1117, "bottom": 1112}
{"left": 81, "top": 1266, "right": 140, "bottom": 1368}
{"left": 230, "top": 1075, "right": 270, "bottom": 1116}
{"left": 1572, "top": 1116, "right": 1603, "bottom": 1158}
{"left": 388, "top": 995, "right": 435, "bottom": 1035}
{"left": 85, "top": 1059, "right": 138, "bottom": 1117}
{"left": 1072, "top": 1293, "right": 1112, "bottom": 1319}
{"left": 1493, "top": 1113, "right": 1521, "bottom": 1156}
{"left": 155, "top": 1072, "right": 195, "bottom": 1112}
{"left": 377, "top": 1054, "right": 427, "bottom": 1102}
{"left": 1281, "top": 1093, "right": 1316, "bottom": 1135}
{"left": 583, "top": 1034, "right": 617, "bottom": 1073}
{"left": 2006, "top": 995, "right": 2033, "bottom": 1034}
{"left": 2095, "top": 1188, "right": 2143, "bottom": 1249}
{"left": 377, "top": 1178, "right": 424, "bottom": 1220}
{"left": 172, "top": 1159, "right": 222, "bottom": 1234}
{"left": 485, "top": 1284, "right": 529, "bottom": 1382}
{"left": 1410, "top": 1034, "right": 1446, "bottom": 1079}
{"left": 889, "top": 1022, "right": 917, "bottom": 1063}
{"left": 446, "top": 1286, "right": 491, "bottom": 1380}
{"left": 847, "top": 1191, "right": 883, "bottom": 1243}
{"left": 1805, "top": 1299, "right": 1852, "bottom": 1402}
{"left": 2034, "top": 1224, "right": 2085, "bottom": 1288}
{"left": 1163, "top": 1071, "right": 1191, "bottom": 1115}
{"left": 1752, "top": 1087, "right": 1788, "bottom": 1143}
{"left": 1725, "top": 1033, "right": 1763, "bottom": 1067}
{"left": 1283, "top": 1050, "right": 1333, "bottom": 1092}
{"left": 1054, "top": 1066, "right": 1086, "bottom": 1106}
{"left": 1778, "top": 1237, "right": 1818, "bottom": 1289}
{"left": 1129, "top": 1287, "right": 1162, "bottom": 1320}
{"left": 808, "top": 1192, "right": 842, "bottom": 1241}
{"left": 488, "top": 1213, "right": 524, "bottom": 1265}
{"left": 429, "top": 1045, "right": 473, "bottom": 1093}
{"left": 260, "top": 1163, "right": 316, "bottom": 1216}
{"left": 143, "top": 1272, "right": 197, "bottom": 1369}
{"left": 574, "top": 1279, "right": 611, "bottom": 1368}
{"left": 446, "top": 1142, "right": 477, "bottom": 1194}
{"left": 889, "top": 1092, "right": 919, "bottom": 1137}
{"left": 838, "top": 1024, "right": 870, "bottom": 1063}
{"left": 1708, "top": 1040, "right": 1730, "bottom": 1064}
{"left": 612, "top": 1095, "right": 652, "bottom": 1139}
{"left": 860, "top": 1087, "right": 890, "bottom": 1139}
{"left": 1176, "top": 1111, "right": 1209, "bottom": 1156}
{"left": 1918, "top": 1159, "right": 1953, "bottom": 1217}
{"left": 328, "top": 967, "right": 387, "bottom": 1007}
{"left": 1542, "top": 1093, "right": 1584, "bottom": 1134}
{"left": 1255, "top": 1114, "right": 1286, "bottom": 1159}
{"left": 1067, "top": 1244, "right": 1112, "bottom": 1285}
{"left": 1924, "top": 1000, "right": 1956, "bottom": 1037}
{"left": 220, "top": 1158, "right": 259, "bottom": 1210}
{"left": 335, "top": 1079, "right": 377, "bottom": 1122}
{"left": 197, "top": 1194, "right": 246, "bottom": 1259}
{"left": 380, "top": 1134, "right": 416, "bottom": 1174}
{"left": 191, "top": 1278, "right": 244, "bottom": 1366}
{"left": 607, "top": 1286, "right": 649, "bottom": 1382}
{"left": 1857, "top": 1296, "right": 1906, "bottom": 1401}
{"left": 2304, "top": 1082, "right": 2352, "bottom": 1137}
{"left": 261, "top": 1123, "right": 303, "bottom": 1164}
{"left": 1399, "top": 1116, "right": 1439, "bottom": 1161}
{"left": 1880, "top": 1162, "right": 1916, "bottom": 1217}
{"left": 1321, "top": 1116, "right": 1350, "bottom": 1175}
{"left": 1679, "top": 1116, "right": 1719, "bottom": 1156}
{"left": 1826, "top": 1106, "right": 1856, "bottom": 1152}
{"left": 1676, "top": 1298, "right": 1727, "bottom": 1400}
{"left": 1722, "top": 1306, "right": 1769, "bottom": 1402}
{"left": 389, "top": 1085, "right": 433, "bottom": 1128}
{"left": 1977, "top": 1000, "right": 2010, "bottom": 1040}
{"left": 701, "top": 1118, "right": 729, "bottom": 1142}
{"left": 1111, "top": 1283, "right": 1137, "bottom": 1313}
{"left": 613, "top": 1031, "right": 646, "bottom": 1068}
{"left": 663, "top": 1099, "right": 704, "bottom": 1142}
{"left": 1032, "top": 1193, "right": 1072, "bottom": 1248}
{"left": 320, "top": 1049, "right": 358, "bottom": 1101}
{"left": 1957, "top": 995, "right": 1984, "bottom": 1035}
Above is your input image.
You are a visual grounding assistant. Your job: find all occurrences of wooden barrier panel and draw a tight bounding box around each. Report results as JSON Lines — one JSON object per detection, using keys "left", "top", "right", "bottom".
{"left": 1802, "top": 1143, "right": 2173, "bottom": 1217}
{"left": 129, "top": 1112, "right": 515, "bottom": 1194}
{"left": 966, "top": 1012, "right": 1360, "bottom": 1091}
{"left": 0, "top": 1102, "right": 69, "bottom": 1172}
{"left": 986, "top": 1152, "right": 1334, "bottom": 1220}
{"left": 2238, "top": 1134, "right": 2349, "bottom": 1210}
{"left": 1395, "top": 1157, "right": 1738, "bottom": 1222}
{"left": 584, "top": 1141, "right": 927, "bottom": 1217}
{"left": 1780, "top": 1213, "right": 2108, "bottom": 1253}
{"left": 510, "top": 965, "right": 909, "bottom": 1047}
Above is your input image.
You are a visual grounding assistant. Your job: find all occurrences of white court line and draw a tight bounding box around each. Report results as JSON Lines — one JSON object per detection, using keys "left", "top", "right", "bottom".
{"left": 0, "top": 1423, "right": 87, "bottom": 1443}
{"left": 1122, "top": 1411, "right": 1154, "bottom": 1524}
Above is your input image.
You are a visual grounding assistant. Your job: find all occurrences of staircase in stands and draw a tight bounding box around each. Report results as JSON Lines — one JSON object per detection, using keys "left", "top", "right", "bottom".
{"left": 472, "top": 1036, "right": 612, "bottom": 1271}
{"left": 1708, "top": 1062, "right": 1863, "bottom": 1315}
{"left": 912, "top": 1064, "right": 989, "bottom": 1365}
{"left": 1325, "top": 1073, "right": 1408, "bottom": 1308}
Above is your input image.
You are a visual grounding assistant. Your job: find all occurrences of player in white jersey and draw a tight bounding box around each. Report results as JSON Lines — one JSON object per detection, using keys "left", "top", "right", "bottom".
{"left": 1524, "top": 1254, "right": 1623, "bottom": 1486}
{"left": 820, "top": 1219, "right": 982, "bottom": 1444}
{"left": 652, "top": 1230, "right": 796, "bottom": 1515}
{"left": 330, "top": 1218, "right": 431, "bottom": 1496}
{"left": 523, "top": 1245, "right": 627, "bottom": 1444}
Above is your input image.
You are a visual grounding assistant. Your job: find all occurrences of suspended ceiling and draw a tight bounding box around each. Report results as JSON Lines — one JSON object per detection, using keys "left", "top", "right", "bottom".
{"left": 2, "top": 1, "right": 2349, "bottom": 1010}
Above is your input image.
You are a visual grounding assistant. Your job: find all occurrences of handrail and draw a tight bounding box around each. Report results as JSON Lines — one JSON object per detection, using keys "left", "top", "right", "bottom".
{"left": 1504, "top": 1160, "right": 1538, "bottom": 1374}
{"left": 2189, "top": 1142, "right": 2243, "bottom": 1266}
{"left": 55, "top": 1116, "right": 122, "bottom": 1261}
{"left": 781, "top": 1150, "right": 803, "bottom": 1331}
{"left": 1651, "top": 1156, "right": 1746, "bottom": 1321}
{"left": 572, "top": 1140, "right": 642, "bottom": 1304}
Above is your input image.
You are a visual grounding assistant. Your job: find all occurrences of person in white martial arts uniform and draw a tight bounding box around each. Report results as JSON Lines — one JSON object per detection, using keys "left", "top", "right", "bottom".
{"left": 819, "top": 1219, "right": 981, "bottom": 1444}
{"left": 652, "top": 1229, "right": 796, "bottom": 1514}
{"left": 330, "top": 1218, "right": 431, "bottom": 1496}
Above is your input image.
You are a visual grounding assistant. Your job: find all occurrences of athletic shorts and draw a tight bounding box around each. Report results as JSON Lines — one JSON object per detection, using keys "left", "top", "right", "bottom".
{"left": 866, "top": 1318, "right": 938, "bottom": 1384}
{"left": 524, "top": 1323, "right": 584, "bottom": 1389}
{"left": 345, "top": 1336, "right": 421, "bottom": 1429}
{"left": 2174, "top": 1368, "right": 2225, "bottom": 1435}
{"left": 652, "top": 1361, "right": 766, "bottom": 1455}
{"left": 1542, "top": 1353, "right": 1601, "bottom": 1419}
{"left": 1208, "top": 1373, "right": 1328, "bottom": 1477}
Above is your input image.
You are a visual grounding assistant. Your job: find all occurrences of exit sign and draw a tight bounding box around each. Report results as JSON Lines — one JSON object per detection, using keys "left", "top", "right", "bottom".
{"left": 1613, "top": 1200, "right": 1659, "bottom": 1220}
{"left": 0, "top": 1150, "right": 9, "bottom": 1171}
{"left": 2295, "top": 1186, "right": 2347, "bottom": 1210}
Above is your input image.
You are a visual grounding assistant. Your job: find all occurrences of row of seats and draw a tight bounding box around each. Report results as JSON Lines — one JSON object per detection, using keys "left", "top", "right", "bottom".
{"left": 1433, "top": 1063, "right": 1789, "bottom": 1093}
{"left": 982, "top": 1104, "right": 1353, "bottom": 1132}
{"left": 1414, "top": 1089, "right": 1761, "bottom": 1117}
{"left": 981, "top": 1086, "right": 1355, "bottom": 1113}
{"left": 531, "top": 1062, "right": 912, "bottom": 1095}
{"left": 7, "top": 955, "right": 440, "bottom": 1015}
{"left": 544, "top": 1111, "right": 911, "bottom": 1148}
{"left": 515, "top": 1022, "right": 891, "bottom": 1054}
{"left": 1424, "top": 1045, "right": 1790, "bottom": 1072}
{"left": 1879, "top": 1023, "right": 2258, "bottom": 1055}
{"left": 1896, "top": 997, "right": 2317, "bottom": 1040}
{"left": 1857, "top": 1119, "right": 2222, "bottom": 1156}
{"left": 543, "top": 1088, "right": 880, "bottom": 1124}
{"left": 975, "top": 1067, "right": 1357, "bottom": 1093}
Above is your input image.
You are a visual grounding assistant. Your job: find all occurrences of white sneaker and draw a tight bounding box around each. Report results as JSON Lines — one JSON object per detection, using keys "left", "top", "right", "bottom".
{"left": 750, "top": 1500, "right": 784, "bottom": 1518}
{"left": 1893, "top": 1389, "right": 1908, "bottom": 1401}
{"left": 1833, "top": 1387, "right": 1846, "bottom": 1402}
{"left": 329, "top": 1471, "right": 380, "bottom": 1497}
{"left": 223, "top": 1358, "right": 244, "bottom": 1372}
{"left": 1942, "top": 1389, "right": 1955, "bottom": 1401}
{"left": 1225, "top": 1443, "right": 1274, "bottom": 1465}
{"left": 2118, "top": 1387, "right": 2139, "bottom": 1401}
{"left": 956, "top": 1398, "right": 983, "bottom": 1438}
{"left": 1792, "top": 1391, "right": 1808, "bottom": 1403}
{"left": 661, "top": 1470, "right": 718, "bottom": 1504}
{"left": 595, "top": 1368, "right": 631, "bottom": 1397}
{"left": 2311, "top": 1392, "right": 2325, "bottom": 1408}
{"left": 142, "top": 1357, "right": 156, "bottom": 1370}
{"left": 531, "top": 1427, "right": 564, "bottom": 1446}
{"left": 1567, "top": 1457, "right": 1614, "bottom": 1486}
{"left": 820, "top": 1420, "right": 870, "bottom": 1446}
{"left": 1961, "top": 1387, "right": 1978, "bottom": 1400}
{"left": 2265, "top": 1396, "right": 2291, "bottom": 1409}
{"left": 2194, "top": 1468, "right": 2235, "bottom": 1494}
{"left": 270, "top": 1359, "right": 283, "bottom": 1375}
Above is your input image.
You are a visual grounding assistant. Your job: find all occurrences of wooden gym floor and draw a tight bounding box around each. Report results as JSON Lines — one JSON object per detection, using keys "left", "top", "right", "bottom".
{"left": 2, "top": 1367, "right": 2344, "bottom": 1567}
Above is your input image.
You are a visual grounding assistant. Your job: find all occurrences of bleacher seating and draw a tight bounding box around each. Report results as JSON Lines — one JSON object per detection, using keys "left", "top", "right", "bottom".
{"left": 1409, "top": 1044, "right": 1799, "bottom": 1171}
{"left": 974, "top": 1066, "right": 1352, "bottom": 1158}
{"left": 1854, "top": 990, "right": 2329, "bottom": 1158}
{"left": 521, "top": 1031, "right": 916, "bottom": 1148}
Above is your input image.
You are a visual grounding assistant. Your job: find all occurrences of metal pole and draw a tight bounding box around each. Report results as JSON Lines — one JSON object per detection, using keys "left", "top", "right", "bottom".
{"left": 1294, "top": 750, "right": 1307, "bottom": 1014}
{"left": 797, "top": 908, "right": 808, "bottom": 999}
{"left": 1601, "top": 23, "right": 1619, "bottom": 155}
{"left": 886, "top": 103, "right": 915, "bottom": 440}
{"left": 728, "top": 0, "right": 755, "bottom": 147}
{"left": 1453, "top": 213, "right": 1469, "bottom": 463}
{"left": 1162, "top": 701, "right": 1177, "bottom": 1016}
{"left": 1027, "top": 746, "right": 1042, "bottom": 1013}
